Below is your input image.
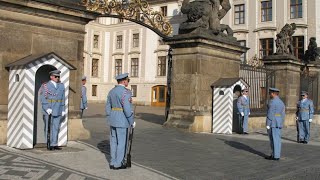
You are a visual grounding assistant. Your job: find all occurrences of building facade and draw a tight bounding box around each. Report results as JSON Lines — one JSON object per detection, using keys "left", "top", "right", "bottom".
{"left": 84, "top": 0, "right": 320, "bottom": 105}
{"left": 83, "top": 0, "right": 182, "bottom": 106}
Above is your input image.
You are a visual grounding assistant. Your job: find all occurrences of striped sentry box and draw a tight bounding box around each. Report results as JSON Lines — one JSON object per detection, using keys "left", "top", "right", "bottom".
{"left": 212, "top": 78, "right": 248, "bottom": 134}
{"left": 6, "top": 53, "right": 76, "bottom": 149}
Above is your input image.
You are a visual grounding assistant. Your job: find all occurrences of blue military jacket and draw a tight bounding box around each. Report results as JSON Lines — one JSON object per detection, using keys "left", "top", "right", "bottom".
{"left": 105, "top": 85, "right": 134, "bottom": 128}
{"left": 266, "top": 96, "right": 285, "bottom": 128}
{"left": 237, "top": 95, "right": 250, "bottom": 115}
{"left": 80, "top": 85, "right": 88, "bottom": 110}
{"left": 39, "top": 81, "right": 65, "bottom": 116}
{"left": 296, "top": 99, "right": 314, "bottom": 121}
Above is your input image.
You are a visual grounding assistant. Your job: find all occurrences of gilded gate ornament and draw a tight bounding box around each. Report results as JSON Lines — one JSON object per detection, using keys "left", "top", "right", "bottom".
{"left": 82, "top": 0, "right": 172, "bottom": 37}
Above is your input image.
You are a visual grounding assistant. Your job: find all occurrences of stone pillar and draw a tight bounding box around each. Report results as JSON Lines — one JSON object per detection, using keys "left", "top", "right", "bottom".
{"left": 264, "top": 55, "right": 303, "bottom": 126}
{"left": 164, "top": 35, "right": 247, "bottom": 132}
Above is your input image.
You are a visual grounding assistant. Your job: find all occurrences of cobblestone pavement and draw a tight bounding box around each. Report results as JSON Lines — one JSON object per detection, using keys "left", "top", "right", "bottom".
{"left": 82, "top": 104, "right": 320, "bottom": 180}
{"left": 0, "top": 147, "right": 98, "bottom": 180}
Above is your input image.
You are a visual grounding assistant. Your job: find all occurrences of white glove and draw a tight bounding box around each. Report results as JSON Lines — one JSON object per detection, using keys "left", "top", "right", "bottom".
{"left": 62, "top": 111, "right": 66, "bottom": 116}
{"left": 248, "top": 112, "right": 250, "bottom": 116}
{"left": 309, "top": 119, "right": 312, "bottom": 122}
{"left": 46, "top": 109, "right": 52, "bottom": 115}
{"left": 85, "top": 107, "right": 88, "bottom": 110}
{"left": 132, "top": 122, "right": 136, "bottom": 128}
{"left": 266, "top": 126, "right": 270, "bottom": 130}
{"left": 240, "top": 112, "right": 244, "bottom": 116}
{"left": 295, "top": 117, "right": 299, "bottom": 120}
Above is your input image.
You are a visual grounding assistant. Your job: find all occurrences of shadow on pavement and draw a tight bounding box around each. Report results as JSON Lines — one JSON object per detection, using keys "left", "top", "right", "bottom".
{"left": 254, "top": 131, "right": 298, "bottom": 143}
{"left": 218, "top": 138, "right": 268, "bottom": 158}
{"left": 97, "top": 140, "right": 111, "bottom": 164}
{"left": 136, "top": 113, "right": 166, "bottom": 125}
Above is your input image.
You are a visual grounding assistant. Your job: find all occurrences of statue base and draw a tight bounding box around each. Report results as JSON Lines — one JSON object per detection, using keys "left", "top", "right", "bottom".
{"left": 164, "top": 35, "right": 247, "bottom": 133}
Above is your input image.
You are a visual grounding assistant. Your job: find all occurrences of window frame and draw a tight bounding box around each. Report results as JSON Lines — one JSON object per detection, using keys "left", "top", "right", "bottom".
{"left": 91, "top": 58, "right": 99, "bottom": 77}
{"left": 92, "top": 85, "right": 97, "bottom": 97}
{"left": 234, "top": 4, "right": 245, "bottom": 25}
{"left": 238, "top": 40, "right": 247, "bottom": 63}
{"left": 115, "top": 59, "right": 123, "bottom": 77}
{"left": 261, "top": 0, "right": 272, "bottom": 22}
{"left": 259, "top": 38, "right": 274, "bottom": 59}
{"left": 290, "top": 0, "right": 303, "bottom": 19}
{"left": 93, "top": 34, "right": 99, "bottom": 49}
{"left": 160, "top": 6, "right": 168, "bottom": 17}
{"left": 131, "top": 58, "right": 139, "bottom": 77}
{"left": 132, "top": 33, "right": 139, "bottom": 48}
{"left": 292, "top": 36, "right": 304, "bottom": 60}
{"left": 116, "top": 35, "right": 123, "bottom": 49}
{"left": 131, "top": 85, "right": 137, "bottom": 97}
{"left": 157, "top": 56, "right": 167, "bottom": 76}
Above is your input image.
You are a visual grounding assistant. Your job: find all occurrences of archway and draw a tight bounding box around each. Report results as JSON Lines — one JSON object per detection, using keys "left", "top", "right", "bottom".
{"left": 34, "top": 65, "right": 57, "bottom": 146}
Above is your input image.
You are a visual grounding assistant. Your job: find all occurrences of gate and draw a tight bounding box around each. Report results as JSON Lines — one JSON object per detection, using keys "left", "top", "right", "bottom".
{"left": 300, "top": 73, "right": 318, "bottom": 111}
{"left": 239, "top": 64, "right": 275, "bottom": 112}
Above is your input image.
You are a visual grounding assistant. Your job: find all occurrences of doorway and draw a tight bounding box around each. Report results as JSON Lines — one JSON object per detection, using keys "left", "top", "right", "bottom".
{"left": 232, "top": 85, "right": 242, "bottom": 133}
{"left": 33, "top": 65, "right": 57, "bottom": 146}
{"left": 151, "top": 85, "right": 167, "bottom": 107}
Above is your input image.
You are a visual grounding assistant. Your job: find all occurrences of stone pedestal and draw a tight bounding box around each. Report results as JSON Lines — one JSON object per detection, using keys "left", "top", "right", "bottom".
{"left": 264, "top": 55, "right": 303, "bottom": 111}
{"left": 164, "top": 35, "right": 247, "bottom": 132}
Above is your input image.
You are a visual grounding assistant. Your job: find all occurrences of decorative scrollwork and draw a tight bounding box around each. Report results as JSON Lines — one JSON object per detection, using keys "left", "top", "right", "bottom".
{"left": 82, "top": 0, "right": 173, "bottom": 36}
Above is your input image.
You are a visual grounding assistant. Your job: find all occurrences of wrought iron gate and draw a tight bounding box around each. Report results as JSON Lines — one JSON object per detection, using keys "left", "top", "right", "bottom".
{"left": 240, "top": 64, "right": 275, "bottom": 112}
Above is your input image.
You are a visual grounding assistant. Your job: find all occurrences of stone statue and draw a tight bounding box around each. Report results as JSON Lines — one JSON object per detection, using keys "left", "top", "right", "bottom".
{"left": 275, "top": 23, "right": 296, "bottom": 55}
{"left": 179, "top": 0, "right": 233, "bottom": 37}
{"left": 303, "top": 37, "right": 320, "bottom": 64}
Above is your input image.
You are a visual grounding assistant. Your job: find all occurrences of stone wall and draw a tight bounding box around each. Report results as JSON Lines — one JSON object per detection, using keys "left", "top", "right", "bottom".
{"left": 0, "top": 0, "right": 96, "bottom": 144}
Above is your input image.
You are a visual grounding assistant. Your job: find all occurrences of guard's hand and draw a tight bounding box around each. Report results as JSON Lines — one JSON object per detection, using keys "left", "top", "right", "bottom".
{"left": 62, "top": 111, "right": 66, "bottom": 116}
{"left": 248, "top": 112, "right": 250, "bottom": 116}
{"left": 85, "top": 107, "right": 88, "bottom": 110}
{"left": 266, "top": 126, "right": 270, "bottom": 130}
{"left": 132, "top": 122, "right": 136, "bottom": 128}
{"left": 309, "top": 119, "right": 312, "bottom": 122}
{"left": 46, "top": 109, "right": 52, "bottom": 115}
{"left": 295, "top": 117, "right": 298, "bottom": 120}
{"left": 240, "top": 112, "right": 244, "bottom": 116}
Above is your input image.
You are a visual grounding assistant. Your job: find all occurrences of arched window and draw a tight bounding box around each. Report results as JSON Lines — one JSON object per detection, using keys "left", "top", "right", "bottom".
{"left": 15, "top": 74, "right": 20, "bottom": 82}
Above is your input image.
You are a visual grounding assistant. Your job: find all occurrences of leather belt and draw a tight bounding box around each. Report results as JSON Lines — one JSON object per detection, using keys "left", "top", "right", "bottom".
{"left": 275, "top": 114, "right": 281, "bottom": 117}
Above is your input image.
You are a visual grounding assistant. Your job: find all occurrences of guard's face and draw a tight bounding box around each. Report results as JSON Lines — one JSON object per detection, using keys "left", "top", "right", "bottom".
{"left": 82, "top": 80, "right": 86, "bottom": 85}
{"left": 50, "top": 75, "right": 60, "bottom": 83}
{"left": 124, "top": 78, "right": 130, "bottom": 87}
{"left": 301, "top": 94, "right": 307, "bottom": 99}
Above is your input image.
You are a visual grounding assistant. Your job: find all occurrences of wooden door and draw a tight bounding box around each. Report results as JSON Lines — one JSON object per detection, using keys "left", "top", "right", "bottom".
{"left": 151, "top": 85, "right": 167, "bottom": 107}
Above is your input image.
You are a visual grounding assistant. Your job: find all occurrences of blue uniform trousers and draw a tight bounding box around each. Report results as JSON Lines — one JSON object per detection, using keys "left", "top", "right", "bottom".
{"left": 268, "top": 128, "right": 282, "bottom": 158}
{"left": 43, "top": 115, "right": 61, "bottom": 146}
{"left": 110, "top": 127, "right": 128, "bottom": 168}
{"left": 243, "top": 115, "right": 249, "bottom": 133}
{"left": 298, "top": 120, "right": 310, "bottom": 142}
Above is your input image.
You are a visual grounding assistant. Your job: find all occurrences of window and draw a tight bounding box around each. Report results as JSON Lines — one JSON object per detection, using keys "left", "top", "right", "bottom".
{"left": 290, "top": 0, "right": 302, "bottom": 19}
{"left": 157, "top": 56, "right": 167, "bottom": 76}
{"left": 160, "top": 6, "right": 168, "bottom": 17}
{"left": 92, "top": 58, "right": 99, "bottom": 77}
{"left": 238, "top": 40, "right": 247, "bottom": 64}
{"left": 259, "top": 38, "right": 274, "bottom": 59}
{"left": 131, "top": 58, "right": 139, "bottom": 77}
{"left": 116, "top": 35, "right": 123, "bottom": 49}
{"left": 93, "top": 35, "right": 99, "bottom": 49}
{"left": 132, "top": 33, "right": 139, "bottom": 48}
{"left": 131, "top": 85, "right": 137, "bottom": 97}
{"left": 261, "top": 1, "right": 272, "bottom": 22}
{"left": 234, "top": 4, "right": 245, "bottom": 25}
{"left": 115, "top": 59, "right": 122, "bottom": 76}
{"left": 118, "top": 18, "right": 124, "bottom": 23}
{"left": 92, "top": 85, "right": 97, "bottom": 96}
{"left": 292, "top": 36, "right": 304, "bottom": 60}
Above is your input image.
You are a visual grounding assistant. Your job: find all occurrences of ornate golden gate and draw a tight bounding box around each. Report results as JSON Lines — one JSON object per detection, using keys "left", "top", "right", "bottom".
{"left": 82, "top": 0, "right": 172, "bottom": 38}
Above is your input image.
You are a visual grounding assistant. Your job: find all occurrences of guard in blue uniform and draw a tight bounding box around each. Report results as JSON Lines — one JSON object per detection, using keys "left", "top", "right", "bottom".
{"left": 265, "top": 87, "right": 285, "bottom": 161}
{"left": 80, "top": 76, "right": 88, "bottom": 118}
{"left": 105, "top": 73, "right": 135, "bottom": 170}
{"left": 296, "top": 91, "right": 314, "bottom": 144}
{"left": 39, "top": 70, "right": 66, "bottom": 151}
{"left": 237, "top": 88, "right": 250, "bottom": 134}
